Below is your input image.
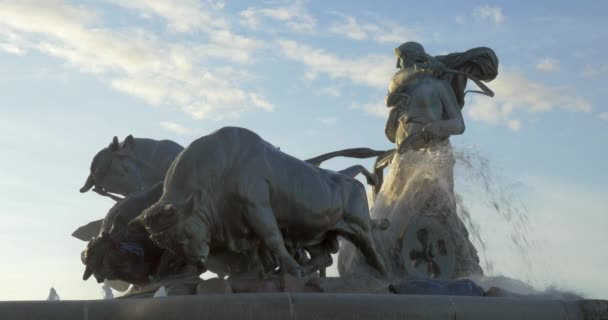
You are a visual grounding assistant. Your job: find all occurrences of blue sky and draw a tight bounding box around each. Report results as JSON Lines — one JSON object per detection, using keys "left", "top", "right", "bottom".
{"left": 0, "top": 0, "right": 606, "bottom": 300}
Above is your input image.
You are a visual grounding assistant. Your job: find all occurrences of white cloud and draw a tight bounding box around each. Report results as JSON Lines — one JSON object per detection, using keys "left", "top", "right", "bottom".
{"left": 581, "top": 64, "right": 608, "bottom": 78}
{"left": 507, "top": 119, "right": 522, "bottom": 131}
{"left": 467, "top": 69, "right": 592, "bottom": 130}
{"left": 473, "top": 5, "right": 505, "bottom": 25}
{"left": 160, "top": 121, "right": 194, "bottom": 135}
{"left": 109, "top": 1, "right": 264, "bottom": 65}
{"left": 321, "top": 86, "right": 341, "bottom": 97}
{"left": 350, "top": 101, "right": 388, "bottom": 118}
{"left": 107, "top": 0, "right": 228, "bottom": 33}
{"left": 195, "top": 30, "right": 265, "bottom": 64}
{"left": 277, "top": 39, "right": 394, "bottom": 88}
{"left": 213, "top": 66, "right": 255, "bottom": 81}
{"left": 248, "top": 93, "right": 274, "bottom": 111}
{"left": 536, "top": 58, "right": 559, "bottom": 72}
{"left": 599, "top": 112, "right": 608, "bottom": 121}
{"left": 329, "top": 16, "right": 366, "bottom": 40}
{"left": 239, "top": 1, "right": 316, "bottom": 33}
{"left": 0, "top": 1, "right": 272, "bottom": 120}
{"left": 317, "top": 116, "right": 337, "bottom": 125}
{"left": 0, "top": 42, "right": 24, "bottom": 55}
{"left": 328, "top": 14, "right": 421, "bottom": 44}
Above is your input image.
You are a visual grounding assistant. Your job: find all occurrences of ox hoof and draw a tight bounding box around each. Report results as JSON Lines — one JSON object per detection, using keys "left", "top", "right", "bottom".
{"left": 279, "top": 273, "right": 306, "bottom": 292}
{"left": 286, "top": 267, "right": 304, "bottom": 279}
{"left": 197, "top": 278, "right": 233, "bottom": 295}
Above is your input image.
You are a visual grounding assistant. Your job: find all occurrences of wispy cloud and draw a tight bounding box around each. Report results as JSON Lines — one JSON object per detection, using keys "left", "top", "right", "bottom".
{"left": 248, "top": 93, "right": 274, "bottom": 111}
{"left": 467, "top": 69, "right": 592, "bottom": 131}
{"left": 277, "top": 39, "right": 394, "bottom": 88}
{"left": 328, "top": 13, "right": 421, "bottom": 44}
{"left": 109, "top": 1, "right": 265, "bottom": 65}
{"left": 507, "top": 119, "right": 522, "bottom": 132}
{"left": 239, "top": 1, "right": 316, "bottom": 33}
{"left": 581, "top": 64, "right": 608, "bottom": 78}
{"left": 0, "top": 1, "right": 272, "bottom": 120}
{"left": 320, "top": 86, "right": 341, "bottom": 97}
{"left": 536, "top": 58, "right": 559, "bottom": 72}
{"left": 473, "top": 5, "right": 505, "bottom": 25}
{"left": 350, "top": 101, "right": 388, "bottom": 118}
{"left": 107, "top": 0, "right": 228, "bottom": 33}
{"left": 0, "top": 41, "right": 24, "bottom": 55}
{"left": 317, "top": 116, "right": 337, "bottom": 125}
{"left": 599, "top": 112, "right": 608, "bottom": 121}
{"left": 196, "top": 30, "right": 265, "bottom": 65}
{"left": 160, "top": 121, "right": 194, "bottom": 135}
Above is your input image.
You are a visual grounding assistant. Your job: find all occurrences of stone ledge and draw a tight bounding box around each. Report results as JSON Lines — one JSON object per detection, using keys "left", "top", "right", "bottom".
{"left": 1, "top": 294, "right": 604, "bottom": 320}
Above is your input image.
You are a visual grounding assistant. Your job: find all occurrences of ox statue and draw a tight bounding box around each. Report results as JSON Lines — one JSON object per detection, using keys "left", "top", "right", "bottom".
{"left": 81, "top": 183, "right": 272, "bottom": 284}
{"left": 80, "top": 135, "right": 183, "bottom": 200}
{"left": 81, "top": 182, "right": 173, "bottom": 284}
{"left": 135, "top": 127, "right": 388, "bottom": 278}
{"left": 74, "top": 135, "right": 184, "bottom": 242}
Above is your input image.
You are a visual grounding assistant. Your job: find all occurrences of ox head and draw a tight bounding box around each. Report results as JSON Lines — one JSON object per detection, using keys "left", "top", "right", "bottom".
{"left": 135, "top": 192, "right": 210, "bottom": 270}
{"left": 80, "top": 135, "right": 144, "bottom": 198}
{"left": 81, "top": 227, "right": 159, "bottom": 285}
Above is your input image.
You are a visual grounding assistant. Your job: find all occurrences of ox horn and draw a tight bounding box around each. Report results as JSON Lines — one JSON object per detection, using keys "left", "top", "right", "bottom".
{"left": 80, "top": 174, "right": 95, "bottom": 193}
{"left": 110, "top": 136, "right": 119, "bottom": 151}
{"left": 83, "top": 266, "right": 94, "bottom": 280}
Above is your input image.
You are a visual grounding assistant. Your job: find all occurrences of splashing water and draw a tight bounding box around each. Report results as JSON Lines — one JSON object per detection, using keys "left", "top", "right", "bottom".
{"left": 358, "top": 144, "right": 567, "bottom": 295}
{"left": 102, "top": 280, "right": 114, "bottom": 300}
{"left": 453, "top": 146, "right": 537, "bottom": 283}
{"left": 364, "top": 142, "right": 483, "bottom": 278}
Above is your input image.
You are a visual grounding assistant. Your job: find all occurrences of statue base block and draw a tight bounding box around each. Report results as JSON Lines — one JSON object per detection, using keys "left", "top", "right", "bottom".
{"left": 1, "top": 294, "right": 604, "bottom": 320}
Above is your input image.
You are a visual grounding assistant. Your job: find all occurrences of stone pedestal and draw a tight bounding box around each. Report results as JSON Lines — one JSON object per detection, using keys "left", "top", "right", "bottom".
{"left": 1, "top": 294, "right": 601, "bottom": 320}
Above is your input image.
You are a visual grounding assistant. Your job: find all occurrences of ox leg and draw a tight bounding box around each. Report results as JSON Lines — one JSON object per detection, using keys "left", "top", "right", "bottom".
{"left": 337, "top": 222, "right": 387, "bottom": 277}
{"left": 302, "top": 235, "right": 339, "bottom": 276}
{"left": 337, "top": 190, "right": 388, "bottom": 277}
{"left": 301, "top": 245, "right": 333, "bottom": 276}
{"left": 244, "top": 204, "right": 303, "bottom": 277}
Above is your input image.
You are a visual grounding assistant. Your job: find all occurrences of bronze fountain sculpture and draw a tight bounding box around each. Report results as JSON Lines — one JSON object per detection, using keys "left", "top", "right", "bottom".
{"left": 75, "top": 42, "right": 500, "bottom": 296}
{"left": 61, "top": 43, "right": 605, "bottom": 320}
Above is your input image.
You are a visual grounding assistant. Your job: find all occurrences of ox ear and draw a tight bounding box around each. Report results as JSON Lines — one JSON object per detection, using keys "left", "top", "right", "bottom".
{"left": 122, "top": 135, "right": 135, "bottom": 151}
{"left": 110, "top": 136, "right": 120, "bottom": 151}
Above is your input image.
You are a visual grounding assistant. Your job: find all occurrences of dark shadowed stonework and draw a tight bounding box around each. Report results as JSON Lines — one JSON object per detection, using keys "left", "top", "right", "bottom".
{"left": 1, "top": 294, "right": 603, "bottom": 320}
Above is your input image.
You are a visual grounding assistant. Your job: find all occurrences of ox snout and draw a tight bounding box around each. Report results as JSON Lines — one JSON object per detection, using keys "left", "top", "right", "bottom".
{"left": 182, "top": 240, "right": 210, "bottom": 271}
{"left": 82, "top": 266, "right": 93, "bottom": 281}
{"left": 81, "top": 249, "right": 94, "bottom": 280}
{"left": 80, "top": 174, "right": 95, "bottom": 193}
